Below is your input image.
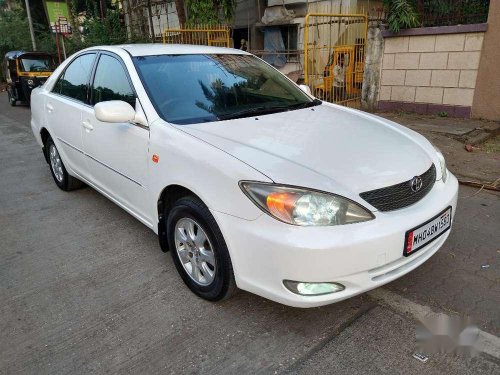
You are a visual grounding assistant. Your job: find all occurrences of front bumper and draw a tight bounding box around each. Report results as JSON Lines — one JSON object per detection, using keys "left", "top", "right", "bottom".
{"left": 212, "top": 173, "right": 459, "bottom": 308}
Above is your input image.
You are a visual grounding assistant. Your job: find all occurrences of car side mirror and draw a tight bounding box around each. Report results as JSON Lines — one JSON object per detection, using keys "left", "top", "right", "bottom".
{"left": 94, "top": 100, "right": 137, "bottom": 124}
{"left": 299, "top": 84, "right": 312, "bottom": 96}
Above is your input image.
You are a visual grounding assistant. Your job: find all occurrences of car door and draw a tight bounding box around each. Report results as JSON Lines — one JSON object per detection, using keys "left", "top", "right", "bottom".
{"left": 81, "top": 52, "right": 150, "bottom": 221}
{"left": 45, "top": 53, "right": 97, "bottom": 179}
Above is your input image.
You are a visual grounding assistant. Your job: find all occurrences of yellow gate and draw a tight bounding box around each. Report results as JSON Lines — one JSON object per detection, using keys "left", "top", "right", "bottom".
{"left": 304, "top": 13, "right": 368, "bottom": 107}
{"left": 162, "top": 25, "right": 230, "bottom": 47}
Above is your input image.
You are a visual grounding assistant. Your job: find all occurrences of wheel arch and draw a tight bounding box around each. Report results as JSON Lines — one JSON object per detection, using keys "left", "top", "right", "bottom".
{"left": 40, "top": 127, "right": 51, "bottom": 163}
{"left": 157, "top": 184, "right": 205, "bottom": 252}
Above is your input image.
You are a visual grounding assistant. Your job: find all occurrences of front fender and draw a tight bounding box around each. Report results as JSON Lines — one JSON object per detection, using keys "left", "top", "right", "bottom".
{"left": 148, "top": 120, "right": 270, "bottom": 228}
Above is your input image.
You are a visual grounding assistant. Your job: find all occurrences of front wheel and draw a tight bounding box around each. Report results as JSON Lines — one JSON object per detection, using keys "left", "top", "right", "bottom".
{"left": 167, "top": 196, "right": 237, "bottom": 301}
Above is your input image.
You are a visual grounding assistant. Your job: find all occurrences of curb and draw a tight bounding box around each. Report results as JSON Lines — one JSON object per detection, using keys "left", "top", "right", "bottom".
{"left": 462, "top": 127, "right": 500, "bottom": 146}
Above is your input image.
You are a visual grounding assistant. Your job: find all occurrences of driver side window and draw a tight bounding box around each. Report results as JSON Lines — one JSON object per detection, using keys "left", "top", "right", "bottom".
{"left": 91, "top": 54, "right": 135, "bottom": 107}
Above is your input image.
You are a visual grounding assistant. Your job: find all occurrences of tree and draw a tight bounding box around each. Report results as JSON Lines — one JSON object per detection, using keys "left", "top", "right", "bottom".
{"left": 174, "top": 0, "right": 186, "bottom": 26}
{"left": 383, "top": 0, "right": 419, "bottom": 33}
{"left": 0, "top": 0, "right": 15, "bottom": 10}
{"left": 65, "top": 0, "right": 138, "bottom": 54}
{"left": 185, "top": 0, "right": 236, "bottom": 25}
{"left": 0, "top": 5, "right": 36, "bottom": 80}
{"left": 0, "top": 6, "right": 32, "bottom": 52}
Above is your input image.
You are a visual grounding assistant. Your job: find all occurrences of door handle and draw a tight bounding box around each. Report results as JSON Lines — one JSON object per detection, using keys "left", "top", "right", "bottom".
{"left": 82, "top": 121, "right": 94, "bottom": 131}
{"left": 46, "top": 103, "right": 53, "bottom": 113}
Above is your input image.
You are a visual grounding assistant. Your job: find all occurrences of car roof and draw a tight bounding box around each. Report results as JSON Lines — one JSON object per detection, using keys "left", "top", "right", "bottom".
{"left": 94, "top": 43, "right": 251, "bottom": 57}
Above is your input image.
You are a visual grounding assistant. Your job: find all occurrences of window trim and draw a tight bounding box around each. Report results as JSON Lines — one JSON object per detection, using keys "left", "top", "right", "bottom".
{"left": 51, "top": 52, "right": 98, "bottom": 105}
{"left": 89, "top": 51, "right": 137, "bottom": 107}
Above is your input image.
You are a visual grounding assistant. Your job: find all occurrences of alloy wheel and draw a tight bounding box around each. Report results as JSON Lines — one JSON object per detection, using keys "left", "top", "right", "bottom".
{"left": 49, "top": 143, "right": 64, "bottom": 183}
{"left": 174, "top": 217, "right": 216, "bottom": 286}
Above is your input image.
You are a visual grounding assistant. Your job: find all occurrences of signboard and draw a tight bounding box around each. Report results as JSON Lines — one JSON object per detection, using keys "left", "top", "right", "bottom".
{"left": 45, "top": 1, "right": 72, "bottom": 34}
{"left": 53, "top": 17, "right": 72, "bottom": 35}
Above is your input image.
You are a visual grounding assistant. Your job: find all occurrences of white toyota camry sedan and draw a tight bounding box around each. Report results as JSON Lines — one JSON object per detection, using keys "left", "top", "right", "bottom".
{"left": 30, "top": 44, "right": 458, "bottom": 307}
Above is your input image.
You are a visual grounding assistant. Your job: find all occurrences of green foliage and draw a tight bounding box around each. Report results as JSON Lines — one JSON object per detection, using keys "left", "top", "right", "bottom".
{"left": 383, "top": 0, "right": 419, "bottom": 33}
{"left": 0, "top": 8, "right": 32, "bottom": 52}
{"left": 34, "top": 24, "right": 57, "bottom": 54}
{"left": 384, "top": 0, "right": 490, "bottom": 32}
{"left": 79, "top": 10, "right": 128, "bottom": 47}
{"left": 185, "top": 0, "right": 236, "bottom": 25}
{"left": 0, "top": 0, "right": 140, "bottom": 81}
{"left": 65, "top": 2, "right": 147, "bottom": 56}
{"left": 421, "top": 0, "right": 489, "bottom": 27}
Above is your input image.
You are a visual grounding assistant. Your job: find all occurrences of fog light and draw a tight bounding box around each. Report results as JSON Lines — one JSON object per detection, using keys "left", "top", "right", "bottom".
{"left": 283, "top": 280, "right": 345, "bottom": 296}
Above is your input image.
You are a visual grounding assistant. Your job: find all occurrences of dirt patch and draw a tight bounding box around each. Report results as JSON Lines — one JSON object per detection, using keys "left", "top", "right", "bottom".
{"left": 377, "top": 112, "right": 500, "bottom": 184}
{"left": 481, "top": 135, "right": 500, "bottom": 154}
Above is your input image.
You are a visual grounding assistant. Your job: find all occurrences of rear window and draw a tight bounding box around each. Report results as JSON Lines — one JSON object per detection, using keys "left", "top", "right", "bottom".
{"left": 20, "top": 56, "right": 55, "bottom": 72}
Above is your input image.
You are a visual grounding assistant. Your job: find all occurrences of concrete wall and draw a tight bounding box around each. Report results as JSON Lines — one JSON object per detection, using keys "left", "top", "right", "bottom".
{"left": 472, "top": 1, "right": 500, "bottom": 121}
{"left": 378, "top": 25, "right": 487, "bottom": 118}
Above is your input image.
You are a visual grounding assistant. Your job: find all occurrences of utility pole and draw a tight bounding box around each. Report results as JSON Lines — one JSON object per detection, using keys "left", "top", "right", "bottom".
{"left": 146, "top": 0, "right": 154, "bottom": 41}
{"left": 24, "top": 0, "right": 37, "bottom": 51}
{"left": 99, "top": 0, "right": 107, "bottom": 19}
{"left": 174, "top": 0, "right": 187, "bottom": 26}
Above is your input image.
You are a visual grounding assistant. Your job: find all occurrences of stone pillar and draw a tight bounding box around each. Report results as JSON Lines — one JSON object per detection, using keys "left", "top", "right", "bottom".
{"left": 361, "top": 20, "right": 384, "bottom": 112}
{"left": 472, "top": 2, "right": 500, "bottom": 120}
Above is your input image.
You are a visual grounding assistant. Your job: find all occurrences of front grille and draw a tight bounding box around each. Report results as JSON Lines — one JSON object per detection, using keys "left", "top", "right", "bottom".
{"left": 360, "top": 164, "right": 436, "bottom": 211}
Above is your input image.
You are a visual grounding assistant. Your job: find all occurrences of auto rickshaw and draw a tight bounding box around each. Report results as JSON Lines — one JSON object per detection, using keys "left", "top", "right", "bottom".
{"left": 4, "top": 51, "right": 55, "bottom": 106}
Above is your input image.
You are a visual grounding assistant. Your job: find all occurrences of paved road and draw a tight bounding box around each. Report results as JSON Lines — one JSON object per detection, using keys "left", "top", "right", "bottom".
{"left": 0, "top": 96, "right": 499, "bottom": 374}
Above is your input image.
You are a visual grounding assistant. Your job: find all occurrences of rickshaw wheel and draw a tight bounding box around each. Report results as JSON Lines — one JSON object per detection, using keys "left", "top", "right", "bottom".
{"left": 315, "top": 88, "right": 324, "bottom": 101}
{"left": 7, "top": 91, "right": 16, "bottom": 107}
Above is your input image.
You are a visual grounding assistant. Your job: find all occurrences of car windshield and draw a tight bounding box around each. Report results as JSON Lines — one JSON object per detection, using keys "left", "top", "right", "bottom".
{"left": 20, "top": 56, "right": 54, "bottom": 72}
{"left": 133, "top": 54, "right": 317, "bottom": 125}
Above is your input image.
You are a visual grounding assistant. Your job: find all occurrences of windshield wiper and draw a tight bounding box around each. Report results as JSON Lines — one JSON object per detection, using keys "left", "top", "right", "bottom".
{"left": 291, "top": 98, "right": 323, "bottom": 109}
{"left": 217, "top": 105, "right": 291, "bottom": 120}
{"left": 217, "top": 99, "right": 322, "bottom": 121}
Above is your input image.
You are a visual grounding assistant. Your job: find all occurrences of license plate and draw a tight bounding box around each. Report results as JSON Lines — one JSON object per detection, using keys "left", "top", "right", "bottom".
{"left": 404, "top": 207, "right": 452, "bottom": 256}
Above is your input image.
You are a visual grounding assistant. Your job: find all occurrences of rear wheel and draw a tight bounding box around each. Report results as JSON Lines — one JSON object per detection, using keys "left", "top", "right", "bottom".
{"left": 45, "top": 137, "right": 84, "bottom": 191}
{"left": 315, "top": 88, "right": 326, "bottom": 101}
{"left": 7, "top": 91, "right": 16, "bottom": 106}
{"left": 167, "top": 196, "right": 237, "bottom": 301}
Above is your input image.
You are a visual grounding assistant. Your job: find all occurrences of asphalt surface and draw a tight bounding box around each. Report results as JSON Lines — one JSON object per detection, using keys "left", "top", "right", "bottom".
{"left": 1, "top": 96, "right": 499, "bottom": 374}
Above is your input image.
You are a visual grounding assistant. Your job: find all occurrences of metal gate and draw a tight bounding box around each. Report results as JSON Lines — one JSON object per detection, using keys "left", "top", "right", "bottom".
{"left": 162, "top": 25, "right": 230, "bottom": 47}
{"left": 304, "top": 13, "right": 368, "bottom": 108}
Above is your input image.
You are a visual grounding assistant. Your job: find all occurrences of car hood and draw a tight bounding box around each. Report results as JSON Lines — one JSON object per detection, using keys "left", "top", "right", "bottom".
{"left": 177, "top": 104, "right": 438, "bottom": 202}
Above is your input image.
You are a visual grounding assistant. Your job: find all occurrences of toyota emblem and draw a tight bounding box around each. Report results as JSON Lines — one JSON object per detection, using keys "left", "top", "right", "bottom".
{"left": 410, "top": 176, "right": 423, "bottom": 192}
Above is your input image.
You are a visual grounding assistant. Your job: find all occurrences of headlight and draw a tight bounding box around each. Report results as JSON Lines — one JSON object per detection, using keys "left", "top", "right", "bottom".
{"left": 240, "top": 182, "right": 374, "bottom": 226}
{"left": 433, "top": 145, "right": 448, "bottom": 182}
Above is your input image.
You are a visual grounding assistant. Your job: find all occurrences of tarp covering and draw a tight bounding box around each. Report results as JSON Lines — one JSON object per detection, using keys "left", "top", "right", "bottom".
{"left": 262, "top": 27, "right": 286, "bottom": 68}
{"left": 261, "top": 6, "right": 294, "bottom": 25}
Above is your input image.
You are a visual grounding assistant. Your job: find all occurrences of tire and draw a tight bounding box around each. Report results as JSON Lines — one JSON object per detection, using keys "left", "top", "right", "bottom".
{"left": 45, "top": 137, "right": 84, "bottom": 191}
{"left": 167, "top": 196, "right": 237, "bottom": 302}
{"left": 315, "top": 88, "right": 325, "bottom": 101}
{"left": 7, "top": 91, "right": 16, "bottom": 107}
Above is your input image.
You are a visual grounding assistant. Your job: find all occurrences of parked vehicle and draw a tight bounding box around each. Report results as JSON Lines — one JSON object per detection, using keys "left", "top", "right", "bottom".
{"left": 30, "top": 45, "right": 458, "bottom": 307}
{"left": 314, "top": 45, "right": 364, "bottom": 103}
{"left": 4, "top": 51, "right": 55, "bottom": 106}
